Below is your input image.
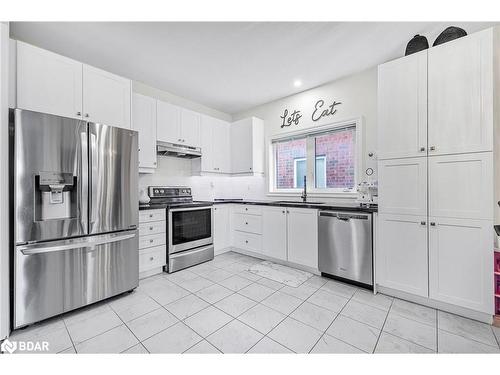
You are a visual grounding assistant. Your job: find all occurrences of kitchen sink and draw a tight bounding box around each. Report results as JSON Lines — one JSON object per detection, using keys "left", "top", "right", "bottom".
{"left": 273, "top": 201, "right": 325, "bottom": 205}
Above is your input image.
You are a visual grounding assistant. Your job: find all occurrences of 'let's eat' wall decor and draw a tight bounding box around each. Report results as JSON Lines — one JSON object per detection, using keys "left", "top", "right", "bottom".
{"left": 280, "top": 99, "right": 342, "bottom": 128}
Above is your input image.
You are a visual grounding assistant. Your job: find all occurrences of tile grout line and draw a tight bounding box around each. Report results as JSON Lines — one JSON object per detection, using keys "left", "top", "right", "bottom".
{"left": 307, "top": 286, "right": 360, "bottom": 353}
{"left": 61, "top": 318, "right": 77, "bottom": 354}
{"left": 371, "top": 296, "right": 394, "bottom": 353}
{"left": 107, "top": 301, "right": 152, "bottom": 353}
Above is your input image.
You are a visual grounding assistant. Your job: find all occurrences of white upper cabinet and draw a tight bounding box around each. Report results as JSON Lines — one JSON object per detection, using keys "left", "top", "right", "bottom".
{"left": 200, "top": 115, "right": 230, "bottom": 173}
{"left": 17, "top": 41, "right": 83, "bottom": 120}
{"left": 212, "top": 120, "right": 230, "bottom": 173}
{"left": 428, "top": 29, "right": 493, "bottom": 155}
{"left": 156, "top": 101, "right": 200, "bottom": 148}
{"left": 180, "top": 108, "right": 201, "bottom": 148}
{"left": 428, "top": 152, "right": 493, "bottom": 220}
{"left": 286, "top": 208, "right": 318, "bottom": 269}
{"left": 262, "top": 206, "right": 287, "bottom": 261}
{"left": 377, "top": 214, "right": 429, "bottom": 297}
{"left": 377, "top": 50, "right": 427, "bottom": 160}
{"left": 428, "top": 217, "right": 493, "bottom": 314}
{"left": 230, "top": 117, "right": 264, "bottom": 174}
{"left": 132, "top": 93, "right": 157, "bottom": 172}
{"left": 156, "top": 100, "right": 181, "bottom": 144}
{"left": 378, "top": 157, "right": 427, "bottom": 216}
{"left": 82, "top": 65, "right": 131, "bottom": 129}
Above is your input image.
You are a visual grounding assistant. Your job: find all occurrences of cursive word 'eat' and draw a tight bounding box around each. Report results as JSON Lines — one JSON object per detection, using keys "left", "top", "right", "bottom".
{"left": 311, "top": 100, "right": 342, "bottom": 122}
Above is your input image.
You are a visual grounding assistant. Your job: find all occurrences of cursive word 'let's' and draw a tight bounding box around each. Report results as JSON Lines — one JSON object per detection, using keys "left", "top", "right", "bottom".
{"left": 280, "top": 109, "right": 302, "bottom": 128}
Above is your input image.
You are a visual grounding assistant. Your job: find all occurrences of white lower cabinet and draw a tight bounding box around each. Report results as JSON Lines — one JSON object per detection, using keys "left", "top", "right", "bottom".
{"left": 286, "top": 208, "right": 318, "bottom": 269}
{"left": 378, "top": 157, "right": 427, "bottom": 216}
{"left": 138, "top": 209, "right": 166, "bottom": 277}
{"left": 224, "top": 205, "right": 318, "bottom": 270}
{"left": 428, "top": 217, "right": 493, "bottom": 314}
{"left": 377, "top": 214, "right": 429, "bottom": 297}
{"left": 428, "top": 152, "right": 493, "bottom": 220}
{"left": 262, "top": 206, "right": 287, "bottom": 261}
{"left": 213, "top": 205, "right": 231, "bottom": 254}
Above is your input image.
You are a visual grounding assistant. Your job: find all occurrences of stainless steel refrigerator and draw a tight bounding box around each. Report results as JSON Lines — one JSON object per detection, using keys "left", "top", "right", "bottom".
{"left": 10, "top": 109, "right": 139, "bottom": 329}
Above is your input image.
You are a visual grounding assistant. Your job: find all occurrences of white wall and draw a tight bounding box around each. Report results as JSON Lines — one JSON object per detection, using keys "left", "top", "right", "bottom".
{"left": 0, "top": 22, "right": 10, "bottom": 339}
{"left": 231, "top": 67, "right": 378, "bottom": 200}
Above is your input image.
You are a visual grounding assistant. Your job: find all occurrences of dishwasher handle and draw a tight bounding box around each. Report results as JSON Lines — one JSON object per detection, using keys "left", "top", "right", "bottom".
{"left": 319, "top": 211, "right": 370, "bottom": 221}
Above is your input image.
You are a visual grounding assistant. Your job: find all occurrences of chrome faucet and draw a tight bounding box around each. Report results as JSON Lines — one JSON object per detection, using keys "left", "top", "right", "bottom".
{"left": 301, "top": 175, "right": 307, "bottom": 202}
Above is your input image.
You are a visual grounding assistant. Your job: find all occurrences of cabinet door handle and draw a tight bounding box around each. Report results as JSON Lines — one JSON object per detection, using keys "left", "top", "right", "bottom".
{"left": 149, "top": 239, "right": 154, "bottom": 243}
{"left": 245, "top": 208, "right": 248, "bottom": 211}
{"left": 245, "top": 222, "right": 248, "bottom": 225}
{"left": 150, "top": 257, "right": 154, "bottom": 261}
{"left": 419, "top": 146, "right": 425, "bottom": 152}
{"left": 76, "top": 111, "right": 81, "bottom": 116}
{"left": 149, "top": 214, "right": 153, "bottom": 218}
{"left": 282, "top": 210, "right": 285, "bottom": 214}
{"left": 430, "top": 222, "right": 436, "bottom": 226}
{"left": 149, "top": 226, "right": 153, "bottom": 230}
{"left": 245, "top": 240, "right": 248, "bottom": 244}
{"left": 420, "top": 221, "right": 426, "bottom": 226}
{"left": 430, "top": 146, "right": 436, "bottom": 151}
{"left": 84, "top": 113, "right": 89, "bottom": 118}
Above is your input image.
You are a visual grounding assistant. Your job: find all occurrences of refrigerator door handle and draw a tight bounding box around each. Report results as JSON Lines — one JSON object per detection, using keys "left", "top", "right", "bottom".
{"left": 80, "top": 130, "right": 89, "bottom": 233}
{"left": 90, "top": 133, "right": 98, "bottom": 224}
{"left": 19, "top": 232, "right": 136, "bottom": 255}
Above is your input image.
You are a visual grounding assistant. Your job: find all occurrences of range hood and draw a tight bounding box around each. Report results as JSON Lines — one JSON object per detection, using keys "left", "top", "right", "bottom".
{"left": 157, "top": 141, "right": 202, "bottom": 159}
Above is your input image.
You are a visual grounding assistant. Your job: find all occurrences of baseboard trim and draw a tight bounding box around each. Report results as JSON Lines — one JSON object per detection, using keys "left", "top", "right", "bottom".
{"left": 377, "top": 285, "right": 493, "bottom": 324}
{"left": 139, "top": 267, "right": 163, "bottom": 279}
{"left": 228, "top": 247, "right": 320, "bottom": 276}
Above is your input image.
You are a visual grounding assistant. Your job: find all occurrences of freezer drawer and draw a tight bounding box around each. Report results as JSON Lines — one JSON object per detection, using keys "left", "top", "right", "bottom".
{"left": 318, "top": 211, "right": 373, "bottom": 286}
{"left": 14, "top": 230, "right": 139, "bottom": 328}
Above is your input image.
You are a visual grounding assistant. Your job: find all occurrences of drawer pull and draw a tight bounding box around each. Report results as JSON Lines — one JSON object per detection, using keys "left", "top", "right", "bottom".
{"left": 245, "top": 208, "right": 248, "bottom": 211}
{"left": 150, "top": 257, "right": 154, "bottom": 261}
{"left": 149, "top": 214, "right": 153, "bottom": 218}
{"left": 245, "top": 240, "right": 248, "bottom": 244}
{"left": 149, "top": 239, "right": 154, "bottom": 243}
{"left": 149, "top": 226, "right": 153, "bottom": 230}
{"left": 245, "top": 222, "right": 248, "bottom": 225}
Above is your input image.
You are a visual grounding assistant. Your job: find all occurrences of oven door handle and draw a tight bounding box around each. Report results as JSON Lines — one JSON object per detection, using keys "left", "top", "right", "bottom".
{"left": 168, "top": 206, "right": 213, "bottom": 213}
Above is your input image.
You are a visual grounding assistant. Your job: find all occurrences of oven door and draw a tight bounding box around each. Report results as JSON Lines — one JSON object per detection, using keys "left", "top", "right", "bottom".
{"left": 168, "top": 206, "right": 213, "bottom": 254}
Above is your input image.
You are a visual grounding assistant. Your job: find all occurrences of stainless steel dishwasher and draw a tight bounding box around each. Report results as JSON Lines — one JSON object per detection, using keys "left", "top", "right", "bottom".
{"left": 318, "top": 211, "right": 373, "bottom": 287}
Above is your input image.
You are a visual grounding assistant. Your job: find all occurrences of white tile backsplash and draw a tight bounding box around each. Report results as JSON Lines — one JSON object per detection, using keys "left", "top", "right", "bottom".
{"left": 139, "top": 156, "right": 266, "bottom": 201}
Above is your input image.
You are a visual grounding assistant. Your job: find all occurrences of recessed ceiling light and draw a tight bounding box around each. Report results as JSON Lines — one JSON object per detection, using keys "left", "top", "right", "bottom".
{"left": 293, "top": 79, "right": 302, "bottom": 88}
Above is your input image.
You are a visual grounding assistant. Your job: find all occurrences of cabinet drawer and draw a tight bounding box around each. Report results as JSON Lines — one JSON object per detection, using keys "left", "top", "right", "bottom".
{"left": 139, "top": 233, "right": 166, "bottom": 250}
{"left": 139, "top": 209, "right": 166, "bottom": 223}
{"left": 139, "top": 221, "right": 165, "bottom": 236}
{"left": 233, "top": 213, "right": 262, "bottom": 234}
{"left": 139, "top": 246, "right": 166, "bottom": 272}
{"left": 232, "top": 205, "right": 262, "bottom": 216}
{"left": 233, "top": 231, "right": 262, "bottom": 253}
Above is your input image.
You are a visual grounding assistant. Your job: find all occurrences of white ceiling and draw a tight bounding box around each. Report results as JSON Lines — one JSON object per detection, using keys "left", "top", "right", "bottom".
{"left": 10, "top": 22, "right": 497, "bottom": 114}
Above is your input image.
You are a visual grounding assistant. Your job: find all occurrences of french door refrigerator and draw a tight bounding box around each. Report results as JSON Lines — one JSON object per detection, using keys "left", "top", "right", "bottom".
{"left": 10, "top": 109, "right": 139, "bottom": 329}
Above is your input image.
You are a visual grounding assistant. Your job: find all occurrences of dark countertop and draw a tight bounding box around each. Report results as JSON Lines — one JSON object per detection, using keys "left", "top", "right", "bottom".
{"left": 139, "top": 201, "right": 214, "bottom": 210}
{"left": 212, "top": 199, "right": 378, "bottom": 213}
{"left": 139, "top": 199, "right": 377, "bottom": 213}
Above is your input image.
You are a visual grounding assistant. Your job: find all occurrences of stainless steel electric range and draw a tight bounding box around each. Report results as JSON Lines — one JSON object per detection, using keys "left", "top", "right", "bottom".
{"left": 146, "top": 186, "right": 214, "bottom": 273}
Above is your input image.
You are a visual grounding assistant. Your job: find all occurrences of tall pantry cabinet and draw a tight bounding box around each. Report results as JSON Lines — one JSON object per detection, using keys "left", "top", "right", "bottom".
{"left": 377, "top": 28, "right": 498, "bottom": 319}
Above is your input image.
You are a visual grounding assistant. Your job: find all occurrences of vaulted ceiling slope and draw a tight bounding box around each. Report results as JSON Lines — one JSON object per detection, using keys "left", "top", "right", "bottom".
{"left": 10, "top": 22, "right": 497, "bottom": 114}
